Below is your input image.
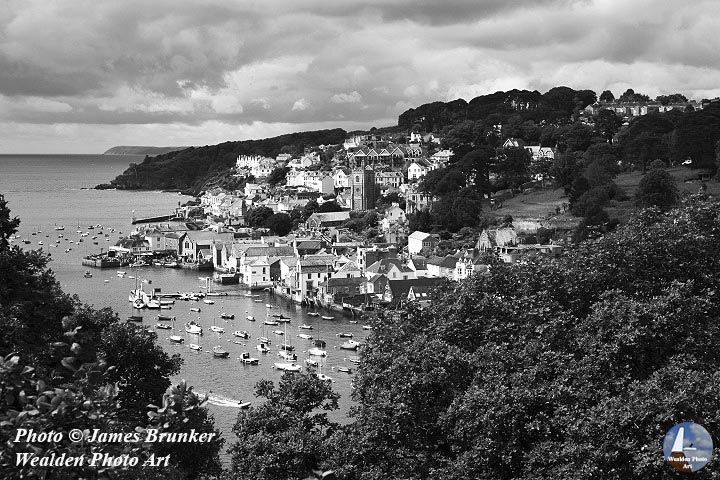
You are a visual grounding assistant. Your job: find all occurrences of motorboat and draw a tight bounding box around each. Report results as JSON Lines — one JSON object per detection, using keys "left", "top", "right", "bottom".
{"left": 340, "top": 340, "right": 361, "bottom": 350}
{"left": 220, "top": 313, "right": 235, "bottom": 320}
{"left": 210, "top": 326, "right": 225, "bottom": 334}
{"left": 132, "top": 298, "right": 146, "bottom": 310}
{"left": 213, "top": 346, "right": 230, "bottom": 358}
{"left": 83, "top": 270, "right": 93, "bottom": 278}
{"left": 336, "top": 366, "right": 352, "bottom": 374}
{"left": 321, "top": 315, "right": 334, "bottom": 320}
{"left": 258, "top": 336, "right": 271, "bottom": 344}
{"left": 256, "top": 343, "right": 270, "bottom": 354}
{"left": 274, "top": 362, "right": 301, "bottom": 372}
{"left": 203, "top": 299, "right": 215, "bottom": 305}
{"left": 233, "top": 330, "right": 250, "bottom": 339}
{"left": 239, "top": 352, "right": 259, "bottom": 365}
{"left": 155, "top": 323, "right": 172, "bottom": 330}
{"left": 185, "top": 321, "right": 203, "bottom": 335}
{"left": 246, "top": 315, "right": 255, "bottom": 321}
{"left": 127, "top": 315, "right": 143, "bottom": 322}
{"left": 265, "top": 304, "right": 272, "bottom": 308}
{"left": 346, "top": 356, "right": 361, "bottom": 364}
{"left": 264, "top": 319, "right": 279, "bottom": 326}
{"left": 308, "top": 347, "right": 327, "bottom": 357}
{"left": 297, "top": 333, "right": 313, "bottom": 340}
{"left": 169, "top": 335, "right": 184, "bottom": 344}
{"left": 307, "top": 312, "right": 319, "bottom": 317}
{"left": 298, "top": 324, "right": 313, "bottom": 330}
{"left": 189, "top": 344, "right": 202, "bottom": 351}
{"left": 157, "top": 315, "right": 175, "bottom": 322}
{"left": 362, "top": 325, "right": 372, "bottom": 330}
{"left": 277, "top": 350, "right": 297, "bottom": 361}
{"left": 239, "top": 401, "right": 252, "bottom": 409}
{"left": 305, "top": 358, "right": 319, "bottom": 367}
{"left": 317, "top": 373, "right": 333, "bottom": 382}
{"left": 272, "top": 330, "right": 284, "bottom": 336}
{"left": 190, "top": 307, "right": 201, "bottom": 312}
{"left": 336, "top": 333, "right": 353, "bottom": 338}
{"left": 145, "top": 299, "right": 161, "bottom": 309}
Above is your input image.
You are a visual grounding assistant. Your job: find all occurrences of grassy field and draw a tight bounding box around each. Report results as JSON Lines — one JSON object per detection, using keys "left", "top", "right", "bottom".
{"left": 486, "top": 166, "right": 717, "bottom": 227}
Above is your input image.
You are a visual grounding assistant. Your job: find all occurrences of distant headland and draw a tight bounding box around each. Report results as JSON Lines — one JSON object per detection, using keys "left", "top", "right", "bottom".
{"left": 103, "top": 146, "right": 190, "bottom": 156}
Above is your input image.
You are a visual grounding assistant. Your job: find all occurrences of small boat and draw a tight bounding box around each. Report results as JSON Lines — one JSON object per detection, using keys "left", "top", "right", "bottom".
{"left": 160, "top": 305, "right": 172, "bottom": 310}
{"left": 244, "top": 293, "right": 254, "bottom": 297}
{"left": 220, "top": 313, "right": 235, "bottom": 320}
{"left": 336, "top": 333, "right": 353, "bottom": 338}
{"left": 305, "top": 358, "right": 319, "bottom": 367}
{"left": 265, "top": 304, "right": 272, "bottom": 308}
{"left": 210, "top": 326, "right": 225, "bottom": 333}
{"left": 155, "top": 323, "right": 172, "bottom": 330}
{"left": 274, "top": 362, "right": 301, "bottom": 372}
{"left": 297, "top": 333, "right": 313, "bottom": 340}
{"left": 190, "top": 307, "right": 201, "bottom": 312}
{"left": 54, "top": 225, "right": 64, "bottom": 231}
{"left": 272, "top": 330, "right": 284, "bottom": 336}
{"left": 146, "top": 299, "right": 161, "bottom": 309}
{"left": 159, "top": 299, "right": 175, "bottom": 305}
{"left": 362, "top": 325, "right": 372, "bottom": 330}
{"left": 254, "top": 299, "right": 263, "bottom": 303}
{"left": 307, "top": 312, "right": 319, "bottom": 317}
{"left": 349, "top": 320, "right": 358, "bottom": 324}
{"left": 258, "top": 336, "right": 271, "bottom": 344}
{"left": 132, "top": 298, "right": 146, "bottom": 309}
{"left": 321, "top": 315, "right": 334, "bottom": 320}
{"left": 298, "top": 324, "right": 313, "bottom": 330}
{"left": 272, "top": 313, "right": 290, "bottom": 319}
{"left": 308, "top": 347, "right": 327, "bottom": 357}
{"left": 233, "top": 330, "right": 249, "bottom": 339}
{"left": 185, "top": 321, "right": 203, "bottom": 335}
{"left": 239, "top": 401, "right": 252, "bottom": 409}
{"left": 317, "top": 372, "right": 334, "bottom": 382}
{"left": 277, "top": 350, "right": 297, "bottom": 361}
{"left": 239, "top": 352, "right": 259, "bottom": 365}
{"left": 117, "top": 272, "right": 125, "bottom": 277}
{"left": 256, "top": 343, "right": 270, "bottom": 354}
{"left": 157, "top": 315, "right": 175, "bottom": 321}
{"left": 83, "top": 270, "right": 93, "bottom": 278}
{"left": 264, "top": 319, "right": 279, "bottom": 326}
{"left": 279, "top": 343, "right": 295, "bottom": 351}
{"left": 203, "top": 299, "right": 215, "bottom": 305}
{"left": 340, "top": 340, "right": 361, "bottom": 350}
{"left": 117, "top": 270, "right": 126, "bottom": 275}
{"left": 246, "top": 315, "right": 255, "bottom": 321}
{"left": 189, "top": 344, "right": 202, "bottom": 351}
{"left": 37, "top": 241, "right": 43, "bottom": 246}
{"left": 206, "top": 292, "right": 228, "bottom": 297}
{"left": 213, "top": 346, "right": 230, "bottom": 358}
{"left": 346, "top": 356, "right": 361, "bottom": 364}
{"left": 336, "top": 366, "right": 352, "bottom": 374}
{"left": 127, "top": 315, "right": 143, "bottom": 322}
{"left": 169, "top": 335, "right": 184, "bottom": 344}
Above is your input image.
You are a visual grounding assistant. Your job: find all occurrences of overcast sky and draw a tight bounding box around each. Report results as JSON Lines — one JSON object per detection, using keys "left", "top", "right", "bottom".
{"left": 1, "top": 0, "right": 719, "bottom": 153}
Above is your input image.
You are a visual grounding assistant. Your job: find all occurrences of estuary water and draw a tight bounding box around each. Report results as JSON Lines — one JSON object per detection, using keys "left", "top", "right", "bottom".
{"left": 0, "top": 154, "right": 366, "bottom": 452}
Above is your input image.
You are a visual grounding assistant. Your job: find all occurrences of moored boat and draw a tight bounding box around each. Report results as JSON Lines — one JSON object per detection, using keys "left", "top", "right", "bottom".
{"left": 246, "top": 315, "right": 255, "bottom": 321}
{"left": 169, "top": 335, "right": 184, "bottom": 344}
{"left": 155, "top": 323, "right": 172, "bottom": 330}
{"left": 213, "top": 346, "right": 230, "bottom": 358}
{"left": 189, "top": 344, "right": 202, "bottom": 351}
{"left": 127, "top": 315, "right": 143, "bottom": 322}
{"left": 274, "top": 362, "right": 301, "bottom": 372}
{"left": 233, "top": 330, "right": 250, "bottom": 339}
{"left": 297, "top": 333, "right": 313, "bottom": 340}
{"left": 308, "top": 347, "right": 327, "bottom": 357}
{"left": 220, "top": 313, "right": 235, "bottom": 319}
{"left": 185, "top": 321, "right": 203, "bottom": 335}
{"left": 321, "top": 315, "right": 334, "bottom": 320}
{"left": 239, "top": 352, "right": 259, "bottom": 365}
{"left": 298, "top": 324, "right": 313, "bottom": 330}
{"left": 340, "top": 339, "right": 361, "bottom": 350}
{"left": 336, "top": 332, "right": 353, "bottom": 338}
{"left": 190, "top": 307, "right": 201, "bottom": 312}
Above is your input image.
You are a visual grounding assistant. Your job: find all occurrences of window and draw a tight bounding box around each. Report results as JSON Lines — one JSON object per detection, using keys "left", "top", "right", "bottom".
{"left": 307, "top": 273, "right": 311, "bottom": 279}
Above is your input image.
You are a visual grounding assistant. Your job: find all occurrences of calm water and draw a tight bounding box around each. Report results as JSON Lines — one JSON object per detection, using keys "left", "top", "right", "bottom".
{"left": 0, "top": 154, "right": 365, "bottom": 453}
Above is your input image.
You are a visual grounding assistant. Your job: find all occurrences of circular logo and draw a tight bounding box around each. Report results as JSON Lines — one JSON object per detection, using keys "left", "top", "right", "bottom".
{"left": 664, "top": 422, "right": 713, "bottom": 473}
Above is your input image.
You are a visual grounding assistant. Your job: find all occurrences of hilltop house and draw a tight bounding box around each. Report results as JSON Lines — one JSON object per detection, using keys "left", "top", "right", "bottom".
{"left": 408, "top": 231, "right": 439, "bottom": 255}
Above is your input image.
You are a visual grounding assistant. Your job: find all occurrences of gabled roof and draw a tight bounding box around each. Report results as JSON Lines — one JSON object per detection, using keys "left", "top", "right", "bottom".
{"left": 388, "top": 277, "right": 443, "bottom": 300}
{"left": 327, "top": 277, "right": 366, "bottom": 288}
{"left": 366, "top": 258, "right": 411, "bottom": 274}
{"left": 408, "top": 231, "right": 434, "bottom": 241}
{"left": 307, "top": 211, "right": 351, "bottom": 223}
{"left": 427, "top": 256, "right": 459, "bottom": 268}
{"left": 337, "top": 260, "right": 361, "bottom": 273}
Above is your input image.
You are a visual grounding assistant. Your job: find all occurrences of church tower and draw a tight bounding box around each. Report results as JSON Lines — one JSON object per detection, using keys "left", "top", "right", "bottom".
{"left": 350, "top": 159, "right": 375, "bottom": 211}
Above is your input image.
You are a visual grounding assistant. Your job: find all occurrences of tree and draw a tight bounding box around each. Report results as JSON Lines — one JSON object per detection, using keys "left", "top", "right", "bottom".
{"left": 317, "top": 201, "right": 343, "bottom": 213}
{"left": 229, "top": 373, "right": 339, "bottom": 480}
{"left": 594, "top": 109, "right": 623, "bottom": 142}
{"left": 266, "top": 166, "right": 290, "bottom": 186}
{"left": 263, "top": 213, "right": 293, "bottom": 236}
{"left": 599, "top": 89, "right": 615, "bottom": 102}
{"left": 247, "top": 206, "right": 274, "bottom": 227}
{"left": 636, "top": 167, "right": 679, "bottom": 209}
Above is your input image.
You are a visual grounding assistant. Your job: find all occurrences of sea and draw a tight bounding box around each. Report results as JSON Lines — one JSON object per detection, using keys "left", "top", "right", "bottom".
{"left": 0, "top": 154, "right": 365, "bottom": 458}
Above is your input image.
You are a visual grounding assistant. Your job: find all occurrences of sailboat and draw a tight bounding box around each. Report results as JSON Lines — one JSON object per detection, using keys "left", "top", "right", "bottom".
{"left": 209, "top": 316, "right": 224, "bottom": 334}
{"left": 307, "top": 318, "right": 327, "bottom": 357}
{"left": 316, "top": 357, "right": 333, "bottom": 382}
{"left": 257, "top": 314, "right": 271, "bottom": 353}
{"left": 169, "top": 317, "right": 184, "bottom": 344}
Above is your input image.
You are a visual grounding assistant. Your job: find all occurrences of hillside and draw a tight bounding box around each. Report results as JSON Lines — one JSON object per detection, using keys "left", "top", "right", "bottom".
{"left": 492, "top": 166, "right": 717, "bottom": 230}
{"left": 103, "top": 146, "right": 191, "bottom": 156}
{"left": 101, "top": 128, "right": 347, "bottom": 195}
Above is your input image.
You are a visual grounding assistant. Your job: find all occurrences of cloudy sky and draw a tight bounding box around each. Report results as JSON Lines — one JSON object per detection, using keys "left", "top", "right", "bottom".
{"left": 1, "top": 0, "right": 719, "bottom": 153}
